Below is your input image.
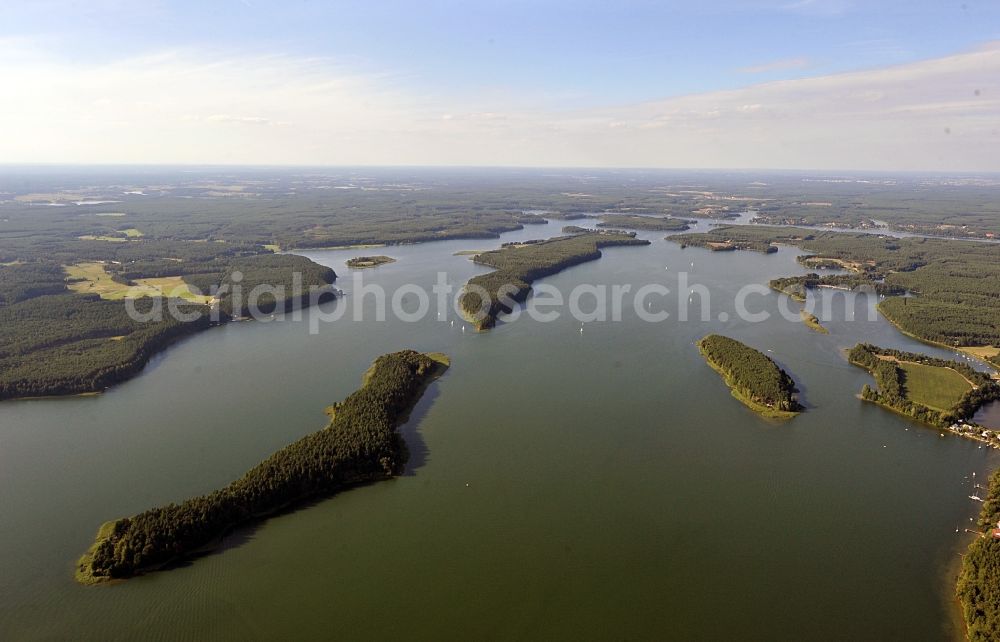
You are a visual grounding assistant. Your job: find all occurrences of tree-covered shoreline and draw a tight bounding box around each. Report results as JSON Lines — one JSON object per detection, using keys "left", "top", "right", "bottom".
{"left": 958, "top": 468, "right": 1000, "bottom": 641}
{"left": 669, "top": 225, "right": 1000, "bottom": 351}
{"left": 769, "top": 273, "right": 904, "bottom": 302}
{"left": 594, "top": 214, "right": 693, "bottom": 232}
{"left": 0, "top": 295, "right": 212, "bottom": 401}
{"left": 76, "top": 350, "right": 449, "bottom": 583}
{"left": 0, "top": 250, "right": 336, "bottom": 402}
{"left": 848, "top": 343, "right": 1000, "bottom": 429}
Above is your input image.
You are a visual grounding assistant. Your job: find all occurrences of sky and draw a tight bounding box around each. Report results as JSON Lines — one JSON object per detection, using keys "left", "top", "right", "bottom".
{"left": 0, "top": 0, "right": 998, "bottom": 171}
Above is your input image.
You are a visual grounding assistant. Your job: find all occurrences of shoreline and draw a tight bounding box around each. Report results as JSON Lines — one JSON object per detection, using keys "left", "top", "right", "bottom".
{"left": 346, "top": 255, "right": 396, "bottom": 269}
{"left": 696, "top": 339, "right": 801, "bottom": 420}
{"left": 877, "top": 303, "right": 1000, "bottom": 375}
{"left": 956, "top": 467, "right": 1000, "bottom": 639}
{"left": 800, "top": 310, "right": 828, "bottom": 334}
{"left": 847, "top": 346, "right": 1000, "bottom": 448}
{"left": 854, "top": 393, "right": 1000, "bottom": 449}
{"left": 1, "top": 290, "right": 336, "bottom": 405}
{"left": 944, "top": 545, "right": 972, "bottom": 642}
{"left": 458, "top": 232, "right": 649, "bottom": 331}
{"left": 76, "top": 351, "right": 450, "bottom": 584}
{"left": 298, "top": 242, "right": 388, "bottom": 251}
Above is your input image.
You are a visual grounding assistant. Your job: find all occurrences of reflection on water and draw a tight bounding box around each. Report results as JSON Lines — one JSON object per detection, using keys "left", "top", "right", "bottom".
{"left": 975, "top": 401, "right": 1000, "bottom": 429}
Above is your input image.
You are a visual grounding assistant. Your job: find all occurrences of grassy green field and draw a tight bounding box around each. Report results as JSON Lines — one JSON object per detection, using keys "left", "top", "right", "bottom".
{"left": 65, "top": 262, "right": 214, "bottom": 304}
{"left": 78, "top": 228, "right": 144, "bottom": 242}
{"left": 898, "top": 361, "right": 972, "bottom": 412}
{"left": 133, "top": 277, "right": 215, "bottom": 304}
{"left": 961, "top": 345, "right": 1000, "bottom": 360}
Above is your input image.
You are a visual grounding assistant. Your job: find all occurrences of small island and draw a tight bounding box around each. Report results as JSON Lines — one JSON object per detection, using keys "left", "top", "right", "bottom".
{"left": 769, "top": 273, "right": 903, "bottom": 302}
{"left": 848, "top": 343, "right": 1000, "bottom": 434}
{"left": 800, "top": 310, "right": 828, "bottom": 334}
{"left": 346, "top": 255, "right": 396, "bottom": 268}
{"left": 697, "top": 334, "right": 803, "bottom": 419}
{"left": 458, "top": 231, "right": 649, "bottom": 330}
{"left": 595, "top": 214, "right": 693, "bottom": 232}
{"left": 670, "top": 231, "right": 777, "bottom": 253}
{"left": 75, "top": 350, "right": 449, "bottom": 584}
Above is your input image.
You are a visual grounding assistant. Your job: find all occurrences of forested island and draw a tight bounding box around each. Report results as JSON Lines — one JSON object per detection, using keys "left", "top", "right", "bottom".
{"left": 458, "top": 231, "right": 649, "bottom": 330}
{"left": 800, "top": 310, "right": 828, "bottom": 334}
{"left": 769, "top": 273, "right": 904, "bottom": 302}
{"left": 848, "top": 344, "right": 1000, "bottom": 431}
{"left": 697, "top": 334, "right": 803, "bottom": 418}
{"left": 346, "top": 255, "right": 396, "bottom": 268}
{"left": 76, "top": 350, "right": 449, "bottom": 583}
{"left": 672, "top": 233, "right": 778, "bottom": 253}
{"left": 958, "top": 468, "right": 1000, "bottom": 641}
{"left": 594, "top": 214, "right": 693, "bottom": 231}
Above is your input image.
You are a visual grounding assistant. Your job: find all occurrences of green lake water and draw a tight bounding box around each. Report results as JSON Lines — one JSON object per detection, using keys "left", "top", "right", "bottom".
{"left": 0, "top": 218, "right": 994, "bottom": 640}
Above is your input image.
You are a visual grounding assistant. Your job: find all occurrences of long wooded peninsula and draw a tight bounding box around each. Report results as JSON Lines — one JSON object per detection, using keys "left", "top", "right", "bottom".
{"left": 458, "top": 231, "right": 649, "bottom": 330}
{"left": 75, "top": 350, "right": 449, "bottom": 583}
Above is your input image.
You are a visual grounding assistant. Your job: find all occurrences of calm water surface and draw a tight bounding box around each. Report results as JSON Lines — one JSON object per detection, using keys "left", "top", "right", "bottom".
{"left": 0, "top": 218, "right": 995, "bottom": 640}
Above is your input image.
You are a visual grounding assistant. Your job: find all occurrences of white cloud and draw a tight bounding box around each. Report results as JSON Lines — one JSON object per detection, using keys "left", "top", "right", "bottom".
{"left": 0, "top": 41, "right": 998, "bottom": 171}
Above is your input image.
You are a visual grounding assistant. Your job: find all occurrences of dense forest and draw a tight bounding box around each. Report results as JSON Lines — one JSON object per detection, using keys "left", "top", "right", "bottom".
{"left": 0, "top": 262, "right": 67, "bottom": 304}
{"left": 0, "top": 295, "right": 211, "bottom": 400}
{"left": 0, "top": 242, "right": 336, "bottom": 400}
{"left": 958, "top": 467, "right": 1000, "bottom": 641}
{"left": 697, "top": 334, "right": 802, "bottom": 417}
{"left": 2, "top": 170, "right": 996, "bottom": 257}
{"left": 458, "top": 232, "right": 649, "bottom": 330}
{"left": 745, "top": 181, "right": 1000, "bottom": 240}
{"left": 76, "top": 350, "right": 449, "bottom": 583}
{"left": 182, "top": 254, "right": 337, "bottom": 317}
{"left": 848, "top": 343, "right": 1000, "bottom": 427}
{"left": 670, "top": 225, "right": 1000, "bottom": 348}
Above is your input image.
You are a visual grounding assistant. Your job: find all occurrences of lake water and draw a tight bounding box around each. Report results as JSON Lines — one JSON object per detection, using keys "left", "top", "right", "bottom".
{"left": 0, "top": 218, "right": 995, "bottom": 640}
{"left": 975, "top": 402, "right": 1000, "bottom": 429}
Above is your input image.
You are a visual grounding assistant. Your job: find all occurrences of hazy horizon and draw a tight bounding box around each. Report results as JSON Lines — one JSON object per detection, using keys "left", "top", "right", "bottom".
{"left": 2, "top": 1, "right": 998, "bottom": 171}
